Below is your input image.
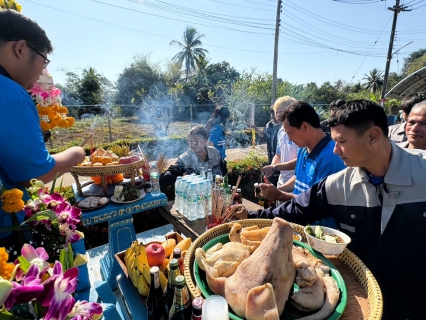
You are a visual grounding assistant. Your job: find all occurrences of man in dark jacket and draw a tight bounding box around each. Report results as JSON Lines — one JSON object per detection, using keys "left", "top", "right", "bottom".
{"left": 235, "top": 100, "right": 426, "bottom": 319}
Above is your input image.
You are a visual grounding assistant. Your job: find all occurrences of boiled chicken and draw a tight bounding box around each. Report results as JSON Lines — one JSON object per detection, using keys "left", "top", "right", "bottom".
{"left": 202, "top": 217, "right": 296, "bottom": 319}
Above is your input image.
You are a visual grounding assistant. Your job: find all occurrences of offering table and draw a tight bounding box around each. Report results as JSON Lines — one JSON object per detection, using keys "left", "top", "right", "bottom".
{"left": 72, "top": 183, "right": 168, "bottom": 289}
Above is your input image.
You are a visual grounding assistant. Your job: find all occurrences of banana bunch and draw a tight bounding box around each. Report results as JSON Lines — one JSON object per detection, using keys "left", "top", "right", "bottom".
{"left": 124, "top": 240, "right": 168, "bottom": 297}
{"left": 110, "top": 144, "right": 130, "bottom": 157}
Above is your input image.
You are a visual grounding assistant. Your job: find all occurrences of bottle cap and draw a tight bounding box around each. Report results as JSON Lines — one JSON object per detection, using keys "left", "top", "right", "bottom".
{"left": 173, "top": 247, "right": 182, "bottom": 257}
{"left": 192, "top": 296, "right": 204, "bottom": 310}
{"left": 175, "top": 275, "right": 185, "bottom": 286}
{"left": 169, "top": 258, "right": 179, "bottom": 268}
{"left": 207, "top": 168, "right": 212, "bottom": 172}
{"left": 150, "top": 266, "right": 159, "bottom": 274}
{"left": 254, "top": 183, "right": 259, "bottom": 187}
{"left": 237, "top": 188, "right": 241, "bottom": 193}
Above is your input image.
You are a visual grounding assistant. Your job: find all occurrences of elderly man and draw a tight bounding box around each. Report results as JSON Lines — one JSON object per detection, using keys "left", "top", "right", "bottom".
{"left": 160, "top": 126, "right": 227, "bottom": 185}
{"left": 397, "top": 100, "right": 426, "bottom": 151}
{"left": 388, "top": 92, "right": 426, "bottom": 142}
{"left": 234, "top": 100, "right": 426, "bottom": 319}
{"left": 0, "top": 10, "right": 85, "bottom": 245}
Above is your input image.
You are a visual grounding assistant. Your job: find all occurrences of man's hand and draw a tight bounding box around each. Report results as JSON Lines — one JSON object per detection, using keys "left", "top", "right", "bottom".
{"left": 232, "top": 205, "right": 248, "bottom": 220}
{"left": 261, "top": 165, "right": 275, "bottom": 178}
{"left": 259, "top": 176, "right": 282, "bottom": 200}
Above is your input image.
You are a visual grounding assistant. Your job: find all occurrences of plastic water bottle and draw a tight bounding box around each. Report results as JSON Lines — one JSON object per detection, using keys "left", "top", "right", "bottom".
{"left": 182, "top": 178, "right": 193, "bottom": 217}
{"left": 196, "top": 181, "right": 206, "bottom": 219}
{"left": 150, "top": 162, "right": 161, "bottom": 196}
{"left": 206, "top": 169, "right": 213, "bottom": 187}
{"left": 187, "top": 183, "right": 198, "bottom": 221}
{"left": 204, "top": 180, "right": 212, "bottom": 216}
{"left": 176, "top": 177, "right": 187, "bottom": 213}
{"left": 174, "top": 177, "right": 182, "bottom": 211}
{"left": 200, "top": 167, "right": 206, "bottom": 179}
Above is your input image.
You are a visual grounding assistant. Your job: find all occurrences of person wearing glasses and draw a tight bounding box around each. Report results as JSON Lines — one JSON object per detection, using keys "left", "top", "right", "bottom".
{"left": 0, "top": 10, "right": 85, "bottom": 248}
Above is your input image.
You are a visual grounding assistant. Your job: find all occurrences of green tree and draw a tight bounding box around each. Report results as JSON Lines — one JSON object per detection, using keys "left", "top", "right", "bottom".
{"left": 401, "top": 48, "right": 426, "bottom": 77}
{"left": 362, "top": 68, "right": 384, "bottom": 94}
{"left": 170, "top": 26, "right": 209, "bottom": 81}
{"left": 115, "top": 53, "right": 162, "bottom": 106}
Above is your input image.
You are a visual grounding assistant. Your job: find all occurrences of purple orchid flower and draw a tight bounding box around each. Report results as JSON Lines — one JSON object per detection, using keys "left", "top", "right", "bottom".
{"left": 37, "top": 261, "right": 79, "bottom": 320}
{"left": 68, "top": 300, "right": 103, "bottom": 320}
{"left": 59, "top": 223, "right": 80, "bottom": 243}
{"left": 38, "top": 189, "right": 64, "bottom": 208}
{"left": 54, "top": 201, "right": 81, "bottom": 226}
{"left": 4, "top": 264, "right": 44, "bottom": 310}
{"left": 14, "top": 244, "right": 50, "bottom": 281}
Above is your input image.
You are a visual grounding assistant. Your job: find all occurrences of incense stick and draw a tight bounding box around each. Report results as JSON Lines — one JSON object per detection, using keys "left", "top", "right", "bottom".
{"left": 80, "top": 133, "right": 94, "bottom": 147}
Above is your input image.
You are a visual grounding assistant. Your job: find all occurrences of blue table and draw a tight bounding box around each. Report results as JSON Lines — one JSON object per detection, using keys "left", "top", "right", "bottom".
{"left": 77, "top": 224, "right": 174, "bottom": 320}
{"left": 72, "top": 183, "right": 168, "bottom": 289}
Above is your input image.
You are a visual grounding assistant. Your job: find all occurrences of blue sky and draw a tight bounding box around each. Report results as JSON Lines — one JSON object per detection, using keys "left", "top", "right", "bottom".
{"left": 20, "top": 0, "right": 426, "bottom": 87}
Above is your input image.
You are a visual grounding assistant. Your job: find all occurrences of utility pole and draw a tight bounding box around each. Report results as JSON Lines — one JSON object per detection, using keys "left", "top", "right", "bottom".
{"left": 271, "top": 0, "right": 282, "bottom": 105}
{"left": 382, "top": 0, "right": 410, "bottom": 98}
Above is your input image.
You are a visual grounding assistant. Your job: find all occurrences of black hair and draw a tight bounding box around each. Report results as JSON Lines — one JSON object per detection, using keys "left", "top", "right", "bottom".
{"left": 329, "top": 99, "right": 346, "bottom": 111}
{"left": 281, "top": 101, "right": 320, "bottom": 129}
{"left": 217, "top": 107, "right": 230, "bottom": 122}
{"left": 400, "top": 92, "right": 426, "bottom": 115}
{"left": 0, "top": 9, "right": 53, "bottom": 53}
{"left": 188, "top": 126, "right": 208, "bottom": 140}
{"left": 329, "top": 100, "right": 389, "bottom": 136}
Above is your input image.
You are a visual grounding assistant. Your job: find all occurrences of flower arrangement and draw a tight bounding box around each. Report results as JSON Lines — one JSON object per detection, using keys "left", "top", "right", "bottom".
{"left": 0, "top": 177, "right": 83, "bottom": 259}
{"left": 0, "top": 0, "right": 22, "bottom": 11}
{"left": 29, "top": 70, "right": 75, "bottom": 131}
{"left": 0, "top": 243, "right": 103, "bottom": 319}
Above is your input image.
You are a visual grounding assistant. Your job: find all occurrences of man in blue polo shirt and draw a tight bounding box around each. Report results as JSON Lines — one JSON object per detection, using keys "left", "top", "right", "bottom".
{"left": 259, "top": 101, "right": 345, "bottom": 228}
{"left": 0, "top": 10, "right": 85, "bottom": 249}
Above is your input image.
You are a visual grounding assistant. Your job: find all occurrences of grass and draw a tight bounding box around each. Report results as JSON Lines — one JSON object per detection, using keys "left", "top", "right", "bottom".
{"left": 47, "top": 116, "right": 193, "bottom": 152}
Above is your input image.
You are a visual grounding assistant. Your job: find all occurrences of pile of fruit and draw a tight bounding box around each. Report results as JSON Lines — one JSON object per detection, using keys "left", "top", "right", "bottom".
{"left": 123, "top": 236, "right": 192, "bottom": 297}
{"left": 77, "top": 147, "right": 142, "bottom": 167}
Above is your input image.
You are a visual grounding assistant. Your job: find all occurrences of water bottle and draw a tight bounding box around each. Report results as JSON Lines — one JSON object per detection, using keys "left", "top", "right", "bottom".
{"left": 181, "top": 179, "right": 192, "bottom": 217}
{"left": 176, "top": 177, "right": 187, "bottom": 213}
{"left": 174, "top": 177, "right": 182, "bottom": 212}
{"left": 150, "top": 162, "right": 161, "bottom": 196}
{"left": 187, "top": 182, "right": 198, "bottom": 221}
{"left": 203, "top": 181, "right": 212, "bottom": 217}
{"left": 197, "top": 181, "right": 206, "bottom": 219}
{"left": 206, "top": 169, "right": 213, "bottom": 187}
{"left": 200, "top": 167, "right": 206, "bottom": 179}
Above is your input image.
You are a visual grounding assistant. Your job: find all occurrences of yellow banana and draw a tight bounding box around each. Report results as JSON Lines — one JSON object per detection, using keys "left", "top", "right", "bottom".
{"left": 175, "top": 238, "right": 192, "bottom": 252}
{"left": 126, "top": 253, "right": 135, "bottom": 277}
{"left": 158, "top": 270, "right": 168, "bottom": 292}
{"left": 137, "top": 274, "right": 150, "bottom": 297}
{"left": 142, "top": 264, "right": 151, "bottom": 286}
{"left": 131, "top": 266, "right": 140, "bottom": 288}
{"left": 135, "top": 244, "right": 149, "bottom": 271}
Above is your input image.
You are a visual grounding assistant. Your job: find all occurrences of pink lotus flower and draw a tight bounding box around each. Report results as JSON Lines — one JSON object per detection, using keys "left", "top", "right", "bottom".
{"left": 38, "top": 261, "right": 79, "bottom": 320}
{"left": 68, "top": 300, "right": 103, "bottom": 320}
{"left": 4, "top": 264, "right": 44, "bottom": 310}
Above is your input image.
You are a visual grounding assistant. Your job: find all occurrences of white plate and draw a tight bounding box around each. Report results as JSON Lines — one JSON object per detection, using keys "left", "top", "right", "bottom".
{"left": 110, "top": 189, "right": 146, "bottom": 204}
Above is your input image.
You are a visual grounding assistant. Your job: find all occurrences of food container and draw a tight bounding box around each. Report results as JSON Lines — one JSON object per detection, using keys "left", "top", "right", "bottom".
{"left": 304, "top": 225, "right": 351, "bottom": 255}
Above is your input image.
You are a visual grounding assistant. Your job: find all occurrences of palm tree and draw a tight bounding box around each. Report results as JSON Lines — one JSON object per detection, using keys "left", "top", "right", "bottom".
{"left": 170, "top": 26, "right": 209, "bottom": 81}
{"left": 362, "top": 68, "right": 384, "bottom": 94}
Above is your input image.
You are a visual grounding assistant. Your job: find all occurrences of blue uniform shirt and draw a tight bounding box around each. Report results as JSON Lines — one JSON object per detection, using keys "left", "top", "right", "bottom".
{"left": 294, "top": 134, "right": 345, "bottom": 228}
{"left": 0, "top": 71, "right": 55, "bottom": 240}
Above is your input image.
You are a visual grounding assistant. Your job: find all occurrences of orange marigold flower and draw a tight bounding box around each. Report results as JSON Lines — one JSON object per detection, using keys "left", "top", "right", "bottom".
{"left": 40, "top": 120, "right": 50, "bottom": 131}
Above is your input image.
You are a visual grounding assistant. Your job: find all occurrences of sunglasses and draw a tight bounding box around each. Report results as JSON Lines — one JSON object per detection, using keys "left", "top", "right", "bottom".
{"left": 27, "top": 44, "right": 50, "bottom": 68}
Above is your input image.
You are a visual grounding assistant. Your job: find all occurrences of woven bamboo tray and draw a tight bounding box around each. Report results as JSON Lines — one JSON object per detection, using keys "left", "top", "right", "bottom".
{"left": 70, "top": 159, "right": 144, "bottom": 196}
{"left": 183, "top": 219, "right": 383, "bottom": 320}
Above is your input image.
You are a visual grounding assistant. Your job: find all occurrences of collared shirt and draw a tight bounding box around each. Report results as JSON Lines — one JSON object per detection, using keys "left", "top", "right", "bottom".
{"left": 275, "top": 127, "right": 298, "bottom": 185}
{"left": 388, "top": 122, "right": 406, "bottom": 142}
{"left": 293, "top": 134, "right": 345, "bottom": 195}
{"left": 0, "top": 65, "right": 12, "bottom": 79}
{"left": 249, "top": 144, "right": 426, "bottom": 318}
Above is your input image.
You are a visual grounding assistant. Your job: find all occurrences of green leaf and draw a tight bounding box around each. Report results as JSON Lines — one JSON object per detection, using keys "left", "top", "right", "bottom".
{"left": 31, "top": 300, "right": 44, "bottom": 318}
{"left": 49, "top": 172, "right": 60, "bottom": 195}
{"left": 24, "top": 210, "right": 58, "bottom": 224}
{"left": 0, "top": 309, "right": 30, "bottom": 320}
{"left": 17, "top": 255, "right": 30, "bottom": 273}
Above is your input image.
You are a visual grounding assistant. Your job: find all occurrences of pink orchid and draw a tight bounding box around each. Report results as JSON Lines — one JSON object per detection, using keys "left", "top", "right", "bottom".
{"left": 59, "top": 223, "right": 80, "bottom": 243}
{"left": 54, "top": 201, "right": 81, "bottom": 226}
{"left": 38, "top": 261, "right": 79, "bottom": 320}
{"left": 20, "top": 244, "right": 50, "bottom": 275}
{"left": 38, "top": 189, "right": 64, "bottom": 208}
{"left": 68, "top": 300, "right": 103, "bottom": 320}
{"left": 4, "top": 264, "right": 44, "bottom": 310}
